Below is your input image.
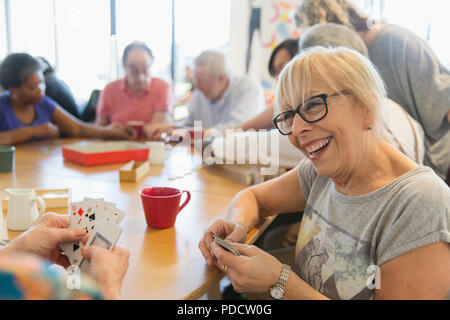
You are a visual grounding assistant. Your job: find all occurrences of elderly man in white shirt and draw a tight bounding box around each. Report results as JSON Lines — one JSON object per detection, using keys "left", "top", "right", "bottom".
{"left": 143, "top": 50, "right": 265, "bottom": 140}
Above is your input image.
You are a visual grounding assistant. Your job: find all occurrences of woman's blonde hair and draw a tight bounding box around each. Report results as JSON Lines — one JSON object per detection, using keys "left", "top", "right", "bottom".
{"left": 274, "top": 46, "right": 388, "bottom": 139}
{"left": 295, "top": 0, "right": 370, "bottom": 32}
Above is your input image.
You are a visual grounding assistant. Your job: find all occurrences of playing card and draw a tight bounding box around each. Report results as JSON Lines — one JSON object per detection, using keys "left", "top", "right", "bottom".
{"left": 76, "top": 200, "right": 105, "bottom": 234}
{"left": 60, "top": 198, "right": 125, "bottom": 266}
{"left": 212, "top": 233, "right": 240, "bottom": 256}
{"left": 60, "top": 201, "right": 93, "bottom": 265}
{"left": 78, "top": 220, "right": 123, "bottom": 273}
{"left": 61, "top": 199, "right": 107, "bottom": 265}
{"left": 103, "top": 201, "right": 125, "bottom": 225}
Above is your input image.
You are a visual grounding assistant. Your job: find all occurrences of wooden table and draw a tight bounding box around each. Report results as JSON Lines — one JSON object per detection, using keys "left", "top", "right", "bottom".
{"left": 0, "top": 138, "right": 274, "bottom": 300}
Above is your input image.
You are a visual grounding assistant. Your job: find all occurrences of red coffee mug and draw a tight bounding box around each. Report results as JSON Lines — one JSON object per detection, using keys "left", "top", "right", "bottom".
{"left": 139, "top": 187, "right": 191, "bottom": 229}
{"left": 127, "top": 121, "right": 144, "bottom": 139}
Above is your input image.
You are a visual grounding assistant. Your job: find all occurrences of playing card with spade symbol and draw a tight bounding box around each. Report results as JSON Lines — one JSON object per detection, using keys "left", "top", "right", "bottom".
{"left": 60, "top": 198, "right": 126, "bottom": 266}
{"left": 60, "top": 200, "right": 107, "bottom": 265}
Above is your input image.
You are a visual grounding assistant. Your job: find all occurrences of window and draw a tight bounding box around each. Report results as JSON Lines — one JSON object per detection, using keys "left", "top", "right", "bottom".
{"left": 0, "top": 0, "right": 7, "bottom": 60}
{"left": 54, "top": 0, "right": 111, "bottom": 101}
{"left": 173, "top": 0, "right": 230, "bottom": 105}
{"left": 8, "top": 0, "right": 55, "bottom": 61}
{"left": 1, "top": 0, "right": 232, "bottom": 105}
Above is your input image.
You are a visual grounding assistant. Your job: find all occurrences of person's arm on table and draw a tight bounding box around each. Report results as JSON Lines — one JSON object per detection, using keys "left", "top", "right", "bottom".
{"left": 51, "top": 107, "right": 136, "bottom": 140}
{"left": 95, "top": 116, "right": 110, "bottom": 126}
{"left": 0, "top": 122, "right": 60, "bottom": 145}
{"left": 199, "top": 167, "right": 306, "bottom": 266}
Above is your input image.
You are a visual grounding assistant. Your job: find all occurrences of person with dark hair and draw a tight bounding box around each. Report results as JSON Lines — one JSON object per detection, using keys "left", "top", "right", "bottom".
{"left": 295, "top": 0, "right": 450, "bottom": 181}
{"left": 121, "top": 41, "right": 154, "bottom": 66}
{"left": 0, "top": 53, "right": 135, "bottom": 145}
{"left": 36, "top": 57, "right": 81, "bottom": 119}
{"left": 237, "top": 38, "right": 299, "bottom": 131}
{"left": 268, "top": 39, "right": 300, "bottom": 78}
{"left": 96, "top": 41, "right": 171, "bottom": 130}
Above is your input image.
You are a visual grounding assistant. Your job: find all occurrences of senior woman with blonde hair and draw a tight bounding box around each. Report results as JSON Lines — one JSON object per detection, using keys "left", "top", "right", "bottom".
{"left": 294, "top": 0, "right": 450, "bottom": 184}
{"left": 198, "top": 47, "right": 450, "bottom": 300}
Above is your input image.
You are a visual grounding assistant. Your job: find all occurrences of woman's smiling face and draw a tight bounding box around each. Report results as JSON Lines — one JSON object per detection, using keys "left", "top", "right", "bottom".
{"left": 287, "top": 76, "right": 368, "bottom": 179}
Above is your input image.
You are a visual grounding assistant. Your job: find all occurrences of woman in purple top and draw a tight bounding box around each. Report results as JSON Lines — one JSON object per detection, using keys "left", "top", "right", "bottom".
{"left": 0, "top": 53, "right": 136, "bottom": 145}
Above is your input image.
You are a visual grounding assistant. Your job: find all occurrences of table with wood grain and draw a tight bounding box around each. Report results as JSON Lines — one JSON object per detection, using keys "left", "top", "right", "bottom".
{"left": 0, "top": 138, "right": 274, "bottom": 300}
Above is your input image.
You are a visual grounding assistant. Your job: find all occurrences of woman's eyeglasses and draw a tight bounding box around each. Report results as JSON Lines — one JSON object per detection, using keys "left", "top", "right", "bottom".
{"left": 273, "top": 90, "right": 350, "bottom": 135}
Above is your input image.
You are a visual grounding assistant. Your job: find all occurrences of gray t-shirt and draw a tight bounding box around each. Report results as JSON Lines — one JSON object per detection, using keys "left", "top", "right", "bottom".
{"left": 368, "top": 24, "right": 450, "bottom": 178}
{"left": 295, "top": 159, "right": 450, "bottom": 300}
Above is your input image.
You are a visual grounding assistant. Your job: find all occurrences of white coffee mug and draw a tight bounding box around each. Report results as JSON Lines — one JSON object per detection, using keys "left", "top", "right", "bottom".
{"left": 5, "top": 188, "right": 45, "bottom": 231}
{"left": 146, "top": 141, "right": 165, "bottom": 165}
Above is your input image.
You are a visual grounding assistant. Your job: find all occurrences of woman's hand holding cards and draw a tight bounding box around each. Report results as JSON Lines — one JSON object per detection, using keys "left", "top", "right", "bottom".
{"left": 198, "top": 218, "right": 247, "bottom": 267}
{"left": 211, "top": 242, "right": 283, "bottom": 294}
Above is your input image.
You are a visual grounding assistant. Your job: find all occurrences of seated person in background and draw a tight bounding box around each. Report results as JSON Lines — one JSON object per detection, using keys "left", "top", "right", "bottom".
{"left": 144, "top": 50, "right": 265, "bottom": 140}
{"left": 199, "top": 47, "right": 450, "bottom": 300}
{"left": 237, "top": 38, "right": 300, "bottom": 131}
{"left": 0, "top": 53, "right": 135, "bottom": 145}
{"left": 0, "top": 213, "right": 129, "bottom": 299}
{"left": 295, "top": 0, "right": 450, "bottom": 181}
{"left": 36, "top": 57, "right": 81, "bottom": 119}
{"left": 96, "top": 42, "right": 171, "bottom": 128}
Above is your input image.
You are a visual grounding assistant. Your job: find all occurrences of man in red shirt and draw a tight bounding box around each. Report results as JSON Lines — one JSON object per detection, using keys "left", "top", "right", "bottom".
{"left": 96, "top": 42, "right": 171, "bottom": 132}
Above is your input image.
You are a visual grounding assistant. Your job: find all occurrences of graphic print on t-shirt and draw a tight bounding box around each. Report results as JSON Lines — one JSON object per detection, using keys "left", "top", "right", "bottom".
{"left": 294, "top": 205, "right": 374, "bottom": 300}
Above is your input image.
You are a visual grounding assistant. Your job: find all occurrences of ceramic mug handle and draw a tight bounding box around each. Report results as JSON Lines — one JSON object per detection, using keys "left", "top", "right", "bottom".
{"left": 178, "top": 191, "right": 191, "bottom": 213}
{"left": 33, "top": 196, "right": 46, "bottom": 215}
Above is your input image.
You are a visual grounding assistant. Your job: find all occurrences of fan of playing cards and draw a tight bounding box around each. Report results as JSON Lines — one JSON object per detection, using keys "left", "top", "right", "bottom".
{"left": 59, "top": 198, "right": 125, "bottom": 273}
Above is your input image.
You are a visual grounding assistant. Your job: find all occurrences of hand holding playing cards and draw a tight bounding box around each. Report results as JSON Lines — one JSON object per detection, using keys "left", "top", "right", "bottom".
{"left": 198, "top": 219, "right": 247, "bottom": 267}
{"left": 81, "top": 245, "right": 129, "bottom": 300}
{"left": 211, "top": 242, "right": 282, "bottom": 294}
{"left": 5, "top": 213, "right": 87, "bottom": 268}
